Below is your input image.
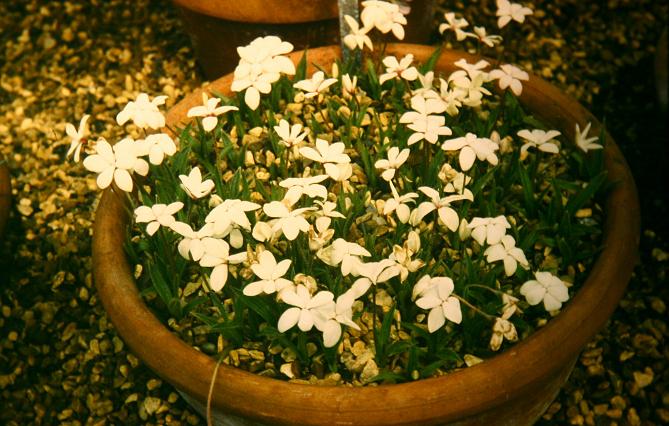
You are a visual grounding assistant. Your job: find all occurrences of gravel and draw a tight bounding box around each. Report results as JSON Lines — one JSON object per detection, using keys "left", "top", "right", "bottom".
{"left": 0, "top": 0, "right": 666, "bottom": 424}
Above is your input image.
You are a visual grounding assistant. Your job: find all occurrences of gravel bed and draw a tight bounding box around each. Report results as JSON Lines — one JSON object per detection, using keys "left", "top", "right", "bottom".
{"left": 0, "top": 0, "right": 666, "bottom": 424}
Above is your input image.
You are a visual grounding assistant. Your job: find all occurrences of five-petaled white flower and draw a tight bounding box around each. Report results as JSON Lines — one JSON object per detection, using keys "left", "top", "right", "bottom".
{"left": 441, "top": 132, "right": 499, "bottom": 171}
{"left": 65, "top": 114, "right": 90, "bottom": 162}
{"left": 400, "top": 93, "right": 451, "bottom": 146}
{"left": 490, "top": 64, "right": 529, "bottom": 96}
{"left": 574, "top": 122, "right": 603, "bottom": 153}
{"left": 171, "top": 221, "right": 214, "bottom": 262}
{"left": 186, "top": 92, "right": 238, "bottom": 132}
{"left": 134, "top": 202, "right": 184, "bottom": 236}
{"left": 383, "top": 181, "right": 418, "bottom": 224}
{"left": 360, "top": 0, "right": 407, "bottom": 40}
{"left": 517, "top": 129, "right": 561, "bottom": 160}
{"left": 343, "top": 15, "right": 374, "bottom": 51}
{"left": 411, "top": 186, "right": 473, "bottom": 231}
{"left": 454, "top": 59, "right": 491, "bottom": 80}
{"left": 350, "top": 259, "right": 400, "bottom": 298}
{"left": 279, "top": 175, "right": 328, "bottom": 205}
{"left": 116, "top": 93, "right": 167, "bottom": 130}
{"left": 470, "top": 26, "right": 503, "bottom": 47}
{"left": 299, "top": 138, "right": 350, "bottom": 164}
{"left": 379, "top": 54, "right": 419, "bottom": 85}
{"left": 374, "top": 146, "right": 410, "bottom": 181}
{"left": 319, "top": 291, "right": 361, "bottom": 347}
{"left": 520, "top": 271, "right": 570, "bottom": 311}
{"left": 179, "top": 166, "right": 215, "bottom": 199}
{"left": 293, "top": 71, "right": 338, "bottom": 99}
{"left": 496, "top": 0, "right": 533, "bottom": 29}
{"left": 389, "top": 230, "right": 424, "bottom": 282}
{"left": 198, "top": 238, "right": 247, "bottom": 292}
{"left": 448, "top": 70, "right": 491, "bottom": 107}
{"left": 139, "top": 133, "right": 177, "bottom": 165}
{"left": 438, "top": 12, "right": 470, "bottom": 41}
{"left": 413, "top": 275, "right": 462, "bottom": 332}
{"left": 317, "top": 238, "right": 371, "bottom": 276}
{"left": 206, "top": 199, "right": 261, "bottom": 247}
{"left": 484, "top": 235, "right": 529, "bottom": 276}
{"left": 341, "top": 73, "right": 359, "bottom": 99}
{"left": 273, "top": 119, "right": 310, "bottom": 150}
{"left": 243, "top": 250, "right": 293, "bottom": 296}
{"left": 467, "top": 215, "right": 511, "bottom": 246}
{"left": 83, "top": 137, "right": 149, "bottom": 192}
{"left": 231, "top": 36, "right": 295, "bottom": 110}
{"left": 277, "top": 285, "right": 335, "bottom": 332}
{"left": 263, "top": 200, "right": 315, "bottom": 241}
{"left": 313, "top": 200, "right": 345, "bottom": 232}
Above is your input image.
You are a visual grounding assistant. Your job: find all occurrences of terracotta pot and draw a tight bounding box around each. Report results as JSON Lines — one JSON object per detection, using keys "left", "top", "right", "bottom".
{"left": 93, "top": 44, "right": 640, "bottom": 425}
{"left": 172, "top": 0, "right": 436, "bottom": 79}
{"left": 0, "top": 162, "right": 10, "bottom": 239}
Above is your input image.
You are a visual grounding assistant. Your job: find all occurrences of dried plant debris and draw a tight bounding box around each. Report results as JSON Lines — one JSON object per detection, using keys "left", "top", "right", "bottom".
{"left": 0, "top": 0, "right": 666, "bottom": 425}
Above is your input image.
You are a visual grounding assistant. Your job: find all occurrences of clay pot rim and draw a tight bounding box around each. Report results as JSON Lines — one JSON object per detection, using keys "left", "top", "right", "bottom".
{"left": 172, "top": 0, "right": 339, "bottom": 24}
{"left": 93, "top": 44, "right": 639, "bottom": 425}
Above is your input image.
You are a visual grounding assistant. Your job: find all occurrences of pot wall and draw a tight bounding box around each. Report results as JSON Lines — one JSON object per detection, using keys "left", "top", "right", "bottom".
{"left": 94, "top": 44, "right": 640, "bottom": 426}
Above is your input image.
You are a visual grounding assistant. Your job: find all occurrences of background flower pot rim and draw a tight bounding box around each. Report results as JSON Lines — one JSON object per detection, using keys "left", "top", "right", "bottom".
{"left": 93, "top": 44, "right": 640, "bottom": 425}
{"left": 171, "top": 0, "right": 339, "bottom": 24}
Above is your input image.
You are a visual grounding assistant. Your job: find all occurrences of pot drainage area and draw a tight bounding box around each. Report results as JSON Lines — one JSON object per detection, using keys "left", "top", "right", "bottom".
{"left": 0, "top": 0, "right": 667, "bottom": 424}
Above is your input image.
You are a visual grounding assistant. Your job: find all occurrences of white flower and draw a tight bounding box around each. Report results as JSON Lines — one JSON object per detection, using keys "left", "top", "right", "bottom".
{"left": 243, "top": 250, "right": 293, "bottom": 296}
{"left": 438, "top": 80, "right": 466, "bottom": 116}
{"left": 293, "top": 71, "right": 338, "bottom": 99}
{"left": 186, "top": 92, "right": 238, "bottom": 132}
{"left": 179, "top": 167, "right": 215, "bottom": 199}
{"left": 489, "top": 64, "right": 529, "bottom": 96}
{"left": 413, "top": 71, "right": 435, "bottom": 96}
{"left": 350, "top": 259, "right": 400, "bottom": 298}
{"left": 317, "top": 238, "right": 371, "bottom": 276}
{"left": 65, "top": 114, "right": 90, "bottom": 162}
{"left": 116, "top": 93, "right": 167, "bottom": 130}
{"left": 439, "top": 163, "right": 471, "bottom": 194}
{"left": 467, "top": 215, "right": 511, "bottom": 246}
{"left": 411, "top": 186, "right": 473, "bottom": 231}
{"left": 134, "top": 202, "right": 184, "bottom": 236}
{"left": 496, "top": 0, "right": 533, "bottom": 29}
{"left": 360, "top": 0, "right": 407, "bottom": 40}
{"left": 171, "top": 221, "right": 214, "bottom": 261}
{"left": 273, "top": 119, "right": 309, "bottom": 149}
{"left": 341, "top": 74, "right": 359, "bottom": 99}
{"left": 484, "top": 235, "right": 529, "bottom": 276}
{"left": 139, "top": 133, "right": 177, "bottom": 165}
{"left": 574, "top": 122, "right": 603, "bottom": 153}
{"left": 252, "top": 220, "right": 275, "bottom": 242}
{"left": 448, "top": 71, "right": 492, "bottom": 107}
{"left": 83, "top": 138, "right": 149, "bottom": 192}
{"left": 383, "top": 181, "right": 418, "bottom": 224}
{"left": 320, "top": 291, "right": 361, "bottom": 347}
{"left": 441, "top": 132, "right": 499, "bottom": 171}
{"left": 414, "top": 276, "right": 462, "bottom": 332}
{"left": 400, "top": 94, "right": 451, "bottom": 146}
{"left": 388, "top": 231, "right": 424, "bottom": 282}
{"left": 313, "top": 200, "right": 345, "bottom": 233}
{"left": 453, "top": 59, "right": 491, "bottom": 80}
{"left": 470, "top": 26, "right": 502, "bottom": 48}
{"left": 199, "top": 238, "right": 247, "bottom": 292}
{"left": 374, "top": 146, "right": 410, "bottom": 181}
{"left": 277, "top": 285, "right": 335, "bottom": 332}
{"left": 231, "top": 36, "right": 295, "bottom": 110}
{"left": 517, "top": 129, "right": 561, "bottom": 159}
{"left": 379, "top": 54, "right": 419, "bottom": 85}
{"left": 520, "top": 271, "right": 570, "bottom": 311}
{"left": 324, "top": 163, "right": 353, "bottom": 183}
{"left": 206, "top": 199, "right": 261, "bottom": 245}
{"left": 489, "top": 315, "right": 518, "bottom": 351}
{"left": 343, "top": 15, "right": 373, "bottom": 51}
{"left": 279, "top": 175, "right": 328, "bottom": 205}
{"left": 438, "top": 12, "right": 470, "bottom": 41}
{"left": 299, "top": 138, "right": 350, "bottom": 164}
{"left": 263, "top": 201, "right": 315, "bottom": 241}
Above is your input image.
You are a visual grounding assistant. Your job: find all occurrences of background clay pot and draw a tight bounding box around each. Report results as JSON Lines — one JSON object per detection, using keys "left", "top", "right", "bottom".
{"left": 94, "top": 44, "right": 640, "bottom": 425}
{"left": 0, "top": 162, "right": 10, "bottom": 239}
{"left": 172, "top": 0, "right": 436, "bottom": 79}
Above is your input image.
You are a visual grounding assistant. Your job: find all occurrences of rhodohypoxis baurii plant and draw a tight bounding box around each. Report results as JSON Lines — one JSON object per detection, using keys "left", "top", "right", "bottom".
{"left": 65, "top": 1, "right": 608, "bottom": 384}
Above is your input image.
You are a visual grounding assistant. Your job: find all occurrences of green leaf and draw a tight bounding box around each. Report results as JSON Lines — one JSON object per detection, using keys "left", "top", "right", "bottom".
{"left": 565, "top": 171, "right": 608, "bottom": 216}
